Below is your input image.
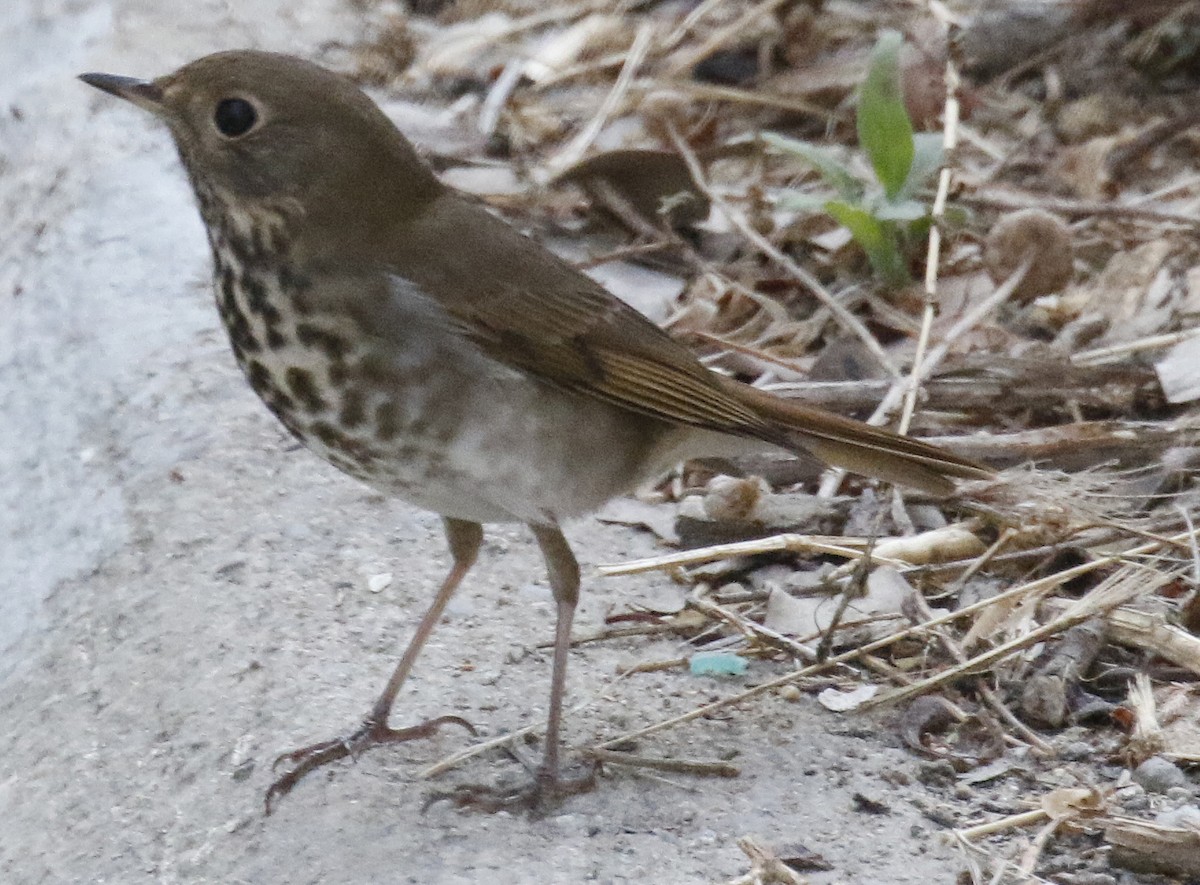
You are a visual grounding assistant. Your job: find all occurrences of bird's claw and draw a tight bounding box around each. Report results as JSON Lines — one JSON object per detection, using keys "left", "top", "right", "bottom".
{"left": 264, "top": 714, "right": 476, "bottom": 814}
{"left": 424, "top": 761, "right": 598, "bottom": 816}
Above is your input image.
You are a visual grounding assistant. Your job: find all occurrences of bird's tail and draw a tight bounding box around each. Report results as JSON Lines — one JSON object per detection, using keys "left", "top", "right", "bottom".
{"left": 723, "top": 379, "right": 993, "bottom": 497}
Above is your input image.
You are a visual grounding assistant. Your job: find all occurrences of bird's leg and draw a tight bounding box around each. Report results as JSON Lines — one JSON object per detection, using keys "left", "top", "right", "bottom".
{"left": 433, "top": 523, "right": 597, "bottom": 814}
{"left": 264, "top": 518, "right": 483, "bottom": 814}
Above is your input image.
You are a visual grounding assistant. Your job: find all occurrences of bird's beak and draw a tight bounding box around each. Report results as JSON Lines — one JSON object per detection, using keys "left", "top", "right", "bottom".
{"left": 78, "top": 72, "right": 164, "bottom": 114}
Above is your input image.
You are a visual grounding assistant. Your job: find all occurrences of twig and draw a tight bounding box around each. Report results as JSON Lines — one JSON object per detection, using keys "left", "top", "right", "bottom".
{"left": 725, "top": 836, "right": 807, "bottom": 885}
{"left": 959, "top": 190, "right": 1200, "bottom": 229}
{"left": 1021, "top": 814, "right": 1076, "bottom": 875}
{"left": 1177, "top": 503, "right": 1200, "bottom": 589}
{"left": 478, "top": 58, "right": 524, "bottom": 138}
{"left": 899, "top": 21, "right": 961, "bottom": 437}
{"left": 859, "top": 562, "right": 1180, "bottom": 710}
{"left": 909, "top": 588, "right": 1053, "bottom": 755}
{"left": 956, "top": 808, "right": 1050, "bottom": 841}
{"left": 1105, "top": 110, "right": 1200, "bottom": 182}
{"left": 581, "top": 748, "right": 740, "bottom": 777}
{"left": 592, "top": 557, "right": 1119, "bottom": 751}
{"left": 592, "top": 529, "right": 1191, "bottom": 752}
{"left": 1072, "top": 328, "right": 1200, "bottom": 366}
{"left": 689, "top": 593, "right": 909, "bottom": 684}
{"left": 660, "top": 0, "right": 732, "bottom": 50}
{"left": 817, "top": 533, "right": 875, "bottom": 661}
{"left": 1038, "top": 598, "right": 1200, "bottom": 678}
{"left": 419, "top": 721, "right": 542, "bottom": 780}
{"left": 420, "top": 668, "right": 630, "bottom": 778}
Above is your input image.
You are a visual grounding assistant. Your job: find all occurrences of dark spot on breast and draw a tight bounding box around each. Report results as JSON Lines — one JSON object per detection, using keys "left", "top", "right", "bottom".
{"left": 338, "top": 387, "right": 366, "bottom": 428}
{"left": 266, "top": 328, "right": 288, "bottom": 349}
{"left": 309, "top": 420, "right": 347, "bottom": 451}
{"left": 279, "top": 265, "right": 313, "bottom": 298}
{"left": 251, "top": 225, "right": 270, "bottom": 259}
{"left": 328, "top": 363, "right": 348, "bottom": 387}
{"left": 246, "top": 360, "right": 275, "bottom": 398}
{"left": 226, "top": 312, "right": 262, "bottom": 355}
{"left": 242, "top": 275, "right": 269, "bottom": 314}
{"left": 374, "top": 402, "right": 400, "bottom": 441}
{"left": 297, "top": 323, "right": 350, "bottom": 362}
{"left": 218, "top": 265, "right": 237, "bottom": 314}
{"left": 285, "top": 367, "right": 327, "bottom": 412}
{"left": 268, "top": 390, "right": 296, "bottom": 413}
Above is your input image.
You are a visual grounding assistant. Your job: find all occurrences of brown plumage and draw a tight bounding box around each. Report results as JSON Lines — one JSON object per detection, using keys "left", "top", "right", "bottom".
{"left": 80, "top": 50, "right": 991, "bottom": 814}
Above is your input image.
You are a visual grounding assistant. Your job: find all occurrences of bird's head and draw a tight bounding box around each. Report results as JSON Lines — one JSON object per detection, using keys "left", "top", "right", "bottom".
{"left": 81, "top": 50, "right": 441, "bottom": 234}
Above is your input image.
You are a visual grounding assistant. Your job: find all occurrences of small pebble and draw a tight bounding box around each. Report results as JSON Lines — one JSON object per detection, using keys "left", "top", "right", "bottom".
{"left": 778, "top": 684, "right": 802, "bottom": 702}
{"left": 1156, "top": 804, "right": 1200, "bottom": 828}
{"left": 1060, "top": 741, "right": 1094, "bottom": 761}
{"left": 367, "top": 572, "right": 393, "bottom": 593}
{"left": 915, "top": 760, "right": 957, "bottom": 788}
{"left": 1132, "top": 755, "right": 1187, "bottom": 794}
{"left": 1121, "top": 793, "right": 1150, "bottom": 813}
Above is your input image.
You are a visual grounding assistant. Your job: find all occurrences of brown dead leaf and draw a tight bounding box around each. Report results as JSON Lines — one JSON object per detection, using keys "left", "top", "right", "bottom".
{"left": 553, "top": 149, "right": 711, "bottom": 230}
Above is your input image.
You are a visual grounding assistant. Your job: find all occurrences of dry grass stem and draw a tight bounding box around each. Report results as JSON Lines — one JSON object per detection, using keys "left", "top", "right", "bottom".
{"left": 956, "top": 808, "right": 1052, "bottom": 842}
{"left": 598, "top": 532, "right": 897, "bottom": 576}
{"left": 860, "top": 563, "right": 1181, "bottom": 710}
{"left": 899, "top": 39, "right": 960, "bottom": 437}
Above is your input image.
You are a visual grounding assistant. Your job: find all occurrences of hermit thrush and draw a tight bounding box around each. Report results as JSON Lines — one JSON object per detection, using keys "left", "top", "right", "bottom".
{"left": 80, "top": 51, "right": 990, "bottom": 814}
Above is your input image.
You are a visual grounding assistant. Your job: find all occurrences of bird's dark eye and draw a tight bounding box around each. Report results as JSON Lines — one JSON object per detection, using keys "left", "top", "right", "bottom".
{"left": 213, "top": 98, "right": 257, "bottom": 138}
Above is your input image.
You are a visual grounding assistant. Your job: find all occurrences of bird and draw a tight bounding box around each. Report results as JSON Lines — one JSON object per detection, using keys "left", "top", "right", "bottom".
{"left": 79, "top": 50, "right": 991, "bottom": 814}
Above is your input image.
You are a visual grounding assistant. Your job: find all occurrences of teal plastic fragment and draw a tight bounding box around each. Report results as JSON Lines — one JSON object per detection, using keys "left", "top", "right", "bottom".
{"left": 689, "top": 651, "right": 748, "bottom": 677}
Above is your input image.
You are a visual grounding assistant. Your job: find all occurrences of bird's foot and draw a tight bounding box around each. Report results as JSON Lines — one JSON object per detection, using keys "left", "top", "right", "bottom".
{"left": 265, "top": 714, "right": 476, "bottom": 814}
{"left": 425, "top": 760, "right": 598, "bottom": 815}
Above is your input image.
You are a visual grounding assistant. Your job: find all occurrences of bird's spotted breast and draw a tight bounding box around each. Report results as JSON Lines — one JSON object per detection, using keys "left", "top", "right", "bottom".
{"left": 199, "top": 196, "right": 386, "bottom": 478}
{"left": 194, "top": 190, "right": 671, "bottom": 525}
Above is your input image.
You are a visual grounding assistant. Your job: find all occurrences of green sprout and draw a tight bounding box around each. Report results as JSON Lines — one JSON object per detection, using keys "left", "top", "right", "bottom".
{"left": 765, "top": 31, "right": 944, "bottom": 288}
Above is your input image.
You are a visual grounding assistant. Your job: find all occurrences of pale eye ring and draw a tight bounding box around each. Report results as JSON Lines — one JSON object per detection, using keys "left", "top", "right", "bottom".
{"left": 213, "top": 97, "right": 257, "bottom": 138}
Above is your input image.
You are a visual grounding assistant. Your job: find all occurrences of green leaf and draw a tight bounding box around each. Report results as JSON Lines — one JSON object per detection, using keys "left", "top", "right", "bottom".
{"left": 763, "top": 132, "right": 863, "bottom": 202}
{"left": 825, "top": 199, "right": 910, "bottom": 286}
{"left": 874, "top": 198, "right": 927, "bottom": 222}
{"left": 857, "top": 31, "right": 914, "bottom": 201}
{"left": 776, "top": 191, "right": 833, "bottom": 213}
{"left": 900, "top": 132, "right": 944, "bottom": 200}
{"left": 825, "top": 200, "right": 885, "bottom": 251}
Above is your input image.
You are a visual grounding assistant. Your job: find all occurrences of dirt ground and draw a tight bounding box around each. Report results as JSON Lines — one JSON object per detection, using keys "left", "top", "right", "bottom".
{"left": 2, "top": 2, "right": 983, "bottom": 882}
